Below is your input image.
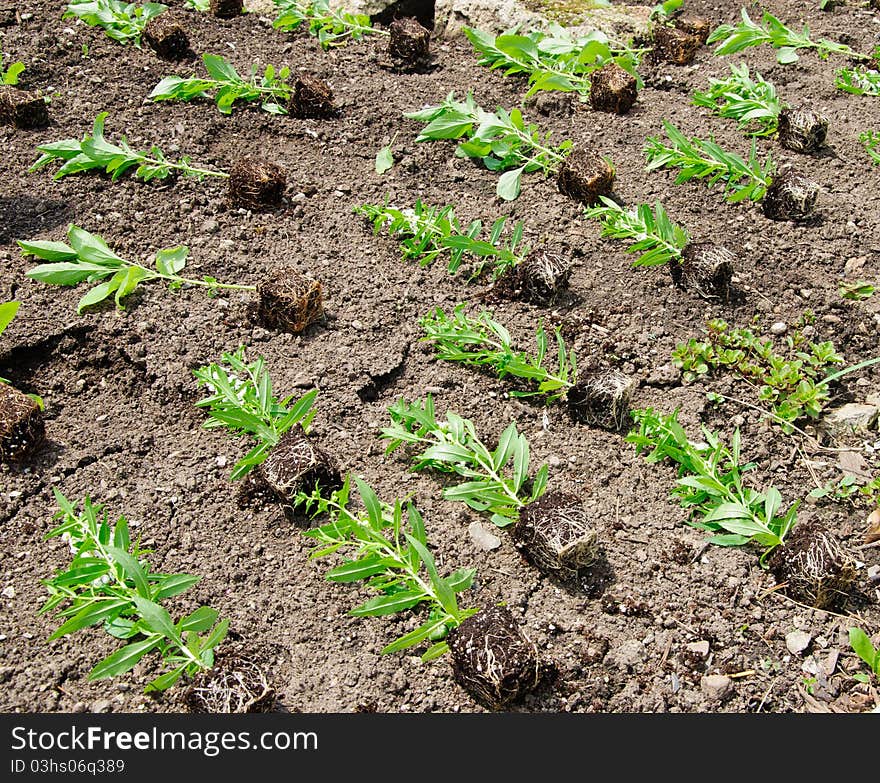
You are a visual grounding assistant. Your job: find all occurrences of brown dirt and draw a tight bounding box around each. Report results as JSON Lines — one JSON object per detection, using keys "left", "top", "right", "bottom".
{"left": 0, "top": 0, "right": 878, "bottom": 715}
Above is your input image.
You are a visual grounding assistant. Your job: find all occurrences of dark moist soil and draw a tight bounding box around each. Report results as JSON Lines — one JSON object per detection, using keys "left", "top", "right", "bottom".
{"left": 0, "top": 0, "right": 878, "bottom": 714}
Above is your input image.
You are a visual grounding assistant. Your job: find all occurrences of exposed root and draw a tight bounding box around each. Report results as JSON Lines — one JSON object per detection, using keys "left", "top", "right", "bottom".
{"left": 184, "top": 654, "right": 276, "bottom": 713}
{"left": 566, "top": 369, "right": 636, "bottom": 431}
{"left": 255, "top": 268, "right": 324, "bottom": 334}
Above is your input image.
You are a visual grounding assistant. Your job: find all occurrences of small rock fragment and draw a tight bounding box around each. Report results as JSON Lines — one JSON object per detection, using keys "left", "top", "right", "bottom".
{"left": 468, "top": 521, "right": 501, "bottom": 551}
{"left": 821, "top": 403, "right": 879, "bottom": 438}
{"left": 700, "top": 674, "right": 732, "bottom": 702}
{"left": 786, "top": 630, "right": 812, "bottom": 655}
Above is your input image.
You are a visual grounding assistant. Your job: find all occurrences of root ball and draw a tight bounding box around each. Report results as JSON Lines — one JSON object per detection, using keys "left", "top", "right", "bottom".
{"left": 0, "top": 85, "right": 48, "bottom": 128}
{"left": 671, "top": 242, "right": 736, "bottom": 300}
{"left": 387, "top": 17, "right": 431, "bottom": 69}
{"left": 256, "top": 267, "right": 324, "bottom": 334}
{"left": 589, "top": 63, "right": 637, "bottom": 114}
{"left": 209, "top": 0, "right": 243, "bottom": 19}
{"left": 447, "top": 606, "right": 541, "bottom": 711}
{"left": 490, "top": 250, "right": 571, "bottom": 305}
{"left": 513, "top": 491, "right": 599, "bottom": 579}
{"left": 777, "top": 107, "right": 829, "bottom": 154}
{"left": 675, "top": 16, "right": 711, "bottom": 43}
{"left": 184, "top": 654, "right": 276, "bottom": 713}
{"left": 768, "top": 521, "right": 859, "bottom": 610}
{"left": 142, "top": 14, "right": 190, "bottom": 60}
{"left": 257, "top": 427, "right": 342, "bottom": 508}
{"left": 0, "top": 383, "right": 45, "bottom": 464}
{"left": 762, "top": 171, "right": 819, "bottom": 222}
{"left": 288, "top": 75, "right": 337, "bottom": 119}
{"left": 556, "top": 148, "right": 615, "bottom": 206}
{"left": 652, "top": 25, "right": 702, "bottom": 65}
{"left": 566, "top": 369, "right": 636, "bottom": 431}
{"left": 227, "top": 158, "right": 286, "bottom": 211}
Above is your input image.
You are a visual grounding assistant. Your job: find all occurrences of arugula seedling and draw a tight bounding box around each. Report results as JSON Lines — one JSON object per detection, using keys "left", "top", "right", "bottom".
{"left": 837, "top": 68, "right": 880, "bottom": 96}
{"left": 644, "top": 119, "right": 775, "bottom": 203}
{"left": 19, "top": 224, "right": 256, "bottom": 314}
{"left": 0, "top": 47, "right": 24, "bottom": 85}
{"left": 150, "top": 53, "right": 292, "bottom": 114}
{"left": 420, "top": 304, "right": 577, "bottom": 404}
{"left": 41, "top": 489, "right": 229, "bottom": 693}
{"left": 354, "top": 199, "right": 527, "bottom": 280}
{"left": 405, "top": 91, "right": 573, "bottom": 200}
{"left": 63, "top": 0, "right": 167, "bottom": 47}
{"left": 296, "top": 474, "right": 478, "bottom": 660}
{"left": 692, "top": 63, "right": 785, "bottom": 137}
{"left": 464, "top": 24, "right": 645, "bottom": 102}
{"left": 707, "top": 7, "right": 869, "bottom": 64}
{"left": 848, "top": 627, "right": 880, "bottom": 683}
{"left": 583, "top": 196, "right": 689, "bottom": 267}
{"left": 272, "top": 0, "right": 388, "bottom": 49}
{"left": 193, "top": 347, "right": 318, "bottom": 480}
{"left": 627, "top": 407, "right": 799, "bottom": 562}
{"left": 860, "top": 130, "right": 880, "bottom": 165}
{"left": 381, "top": 396, "right": 549, "bottom": 528}
{"left": 30, "top": 113, "right": 228, "bottom": 182}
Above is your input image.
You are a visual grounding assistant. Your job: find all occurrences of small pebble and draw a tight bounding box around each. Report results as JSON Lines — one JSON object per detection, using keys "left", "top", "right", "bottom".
{"left": 786, "top": 630, "right": 812, "bottom": 655}
{"left": 770, "top": 321, "right": 787, "bottom": 336}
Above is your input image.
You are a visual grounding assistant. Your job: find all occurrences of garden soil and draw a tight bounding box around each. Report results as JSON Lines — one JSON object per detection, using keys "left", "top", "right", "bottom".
{"left": 1, "top": 0, "right": 879, "bottom": 714}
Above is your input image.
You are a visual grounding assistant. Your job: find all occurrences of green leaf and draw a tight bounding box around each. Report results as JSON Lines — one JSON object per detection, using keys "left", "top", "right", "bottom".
{"left": 152, "top": 574, "right": 201, "bottom": 601}
{"left": 354, "top": 476, "right": 384, "bottom": 531}
{"left": 405, "top": 534, "right": 457, "bottom": 616}
{"left": 496, "top": 165, "right": 525, "bottom": 201}
{"left": 375, "top": 144, "right": 394, "bottom": 174}
{"left": 89, "top": 636, "right": 161, "bottom": 680}
{"left": 382, "top": 616, "right": 450, "bottom": 654}
{"left": 179, "top": 606, "right": 219, "bottom": 633}
{"left": 325, "top": 555, "right": 397, "bottom": 583}
{"left": 420, "top": 641, "right": 450, "bottom": 661}
{"left": 48, "top": 599, "right": 129, "bottom": 640}
{"left": 155, "top": 246, "right": 189, "bottom": 276}
{"left": 202, "top": 53, "right": 240, "bottom": 82}
{"left": 849, "top": 627, "right": 878, "bottom": 671}
{"left": 349, "top": 590, "right": 426, "bottom": 616}
{"left": 106, "top": 546, "right": 151, "bottom": 597}
{"left": 77, "top": 281, "right": 118, "bottom": 313}
{"left": 132, "top": 595, "right": 182, "bottom": 643}
{"left": 0, "top": 301, "right": 20, "bottom": 337}
{"left": 17, "top": 239, "right": 77, "bottom": 261}
{"left": 144, "top": 664, "right": 188, "bottom": 692}
{"left": 201, "top": 618, "right": 230, "bottom": 652}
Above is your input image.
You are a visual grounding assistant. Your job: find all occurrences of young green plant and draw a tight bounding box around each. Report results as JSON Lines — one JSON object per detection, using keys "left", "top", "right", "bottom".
{"left": 848, "top": 627, "right": 880, "bottom": 684}
{"left": 692, "top": 63, "right": 785, "bottom": 137}
{"left": 18, "top": 224, "right": 256, "bottom": 314}
{"left": 354, "top": 199, "right": 527, "bottom": 280}
{"left": 644, "top": 119, "right": 774, "bottom": 203}
{"left": 860, "top": 130, "right": 880, "bottom": 165}
{"left": 420, "top": 304, "right": 577, "bottom": 404}
{"left": 626, "top": 407, "right": 799, "bottom": 563}
{"left": 0, "top": 301, "right": 20, "bottom": 384}
{"left": 29, "top": 113, "right": 228, "bottom": 183}
{"left": 707, "top": 7, "right": 869, "bottom": 64}
{"left": 0, "top": 48, "right": 24, "bottom": 85}
{"left": 839, "top": 279, "right": 876, "bottom": 301}
{"left": 295, "top": 474, "right": 478, "bottom": 661}
{"left": 272, "top": 0, "right": 388, "bottom": 49}
{"left": 837, "top": 68, "right": 880, "bottom": 97}
{"left": 63, "top": 0, "right": 167, "bottom": 47}
{"left": 405, "top": 91, "right": 573, "bottom": 200}
{"left": 150, "top": 53, "right": 292, "bottom": 114}
{"left": 193, "top": 346, "right": 318, "bottom": 481}
{"left": 464, "top": 24, "right": 644, "bottom": 102}
{"left": 380, "top": 396, "right": 549, "bottom": 528}
{"left": 41, "top": 489, "right": 229, "bottom": 693}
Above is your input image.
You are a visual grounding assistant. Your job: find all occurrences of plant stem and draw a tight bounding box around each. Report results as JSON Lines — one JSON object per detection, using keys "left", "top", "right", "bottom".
{"left": 139, "top": 156, "right": 229, "bottom": 179}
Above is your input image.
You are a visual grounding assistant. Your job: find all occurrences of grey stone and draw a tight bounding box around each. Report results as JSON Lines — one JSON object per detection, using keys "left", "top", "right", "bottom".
{"left": 821, "top": 403, "right": 879, "bottom": 438}
{"left": 468, "top": 521, "right": 501, "bottom": 551}
{"left": 700, "top": 674, "right": 732, "bottom": 702}
{"left": 786, "top": 630, "right": 812, "bottom": 655}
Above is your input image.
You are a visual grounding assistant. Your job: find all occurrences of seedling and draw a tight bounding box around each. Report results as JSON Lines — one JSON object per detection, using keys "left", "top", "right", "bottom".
{"left": 30, "top": 113, "right": 227, "bottom": 183}
{"left": 184, "top": 0, "right": 209, "bottom": 9}
{"left": 193, "top": 347, "right": 319, "bottom": 481}
{"left": 295, "top": 474, "right": 478, "bottom": 661}
{"left": 692, "top": 63, "right": 785, "bottom": 137}
{"left": 63, "top": 0, "right": 167, "bottom": 47}
{"left": 464, "top": 24, "right": 644, "bottom": 103}
{"left": 836, "top": 68, "right": 880, "bottom": 96}
{"left": 860, "top": 130, "right": 880, "bottom": 165}
{"left": 272, "top": 0, "right": 388, "bottom": 49}
{"left": 19, "top": 225, "right": 257, "bottom": 314}
{"left": 849, "top": 627, "right": 880, "bottom": 683}
{"left": 0, "top": 47, "right": 24, "bottom": 85}
{"left": 354, "top": 199, "right": 527, "bottom": 280}
{"left": 672, "top": 318, "right": 845, "bottom": 428}
{"left": 41, "top": 490, "right": 229, "bottom": 693}
{"left": 707, "top": 7, "right": 869, "bottom": 64}
{"left": 0, "top": 300, "right": 18, "bottom": 342}
{"left": 150, "top": 53, "right": 292, "bottom": 114}
{"left": 374, "top": 133, "right": 397, "bottom": 174}
{"left": 405, "top": 91, "right": 573, "bottom": 200}
{"left": 839, "top": 279, "right": 876, "bottom": 300}
{"left": 809, "top": 475, "right": 880, "bottom": 507}
{"left": 627, "top": 407, "right": 799, "bottom": 562}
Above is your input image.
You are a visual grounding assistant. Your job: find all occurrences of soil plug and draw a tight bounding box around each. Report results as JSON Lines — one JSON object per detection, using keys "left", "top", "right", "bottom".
{"left": 777, "top": 107, "right": 829, "bottom": 154}
{"left": 446, "top": 606, "right": 541, "bottom": 710}
{"left": 762, "top": 170, "right": 819, "bottom": 222}
{"left": 255, "top": 267, "right": 324, "bottom": 333}
{"left": 768, "top": 521, "right": 859, "bottom": 610}
{"left": 142, "top": 13, "right": 191, "bottom": 61}
{"left": 652, "top": 25, "right": 702, "bottom": 65}
{"left": 589, "top": 63, "right": 638, "bottom": 114}
{"left": 184, "top": 654, "right": 276, "bottom": 713}
{"left": 675, "top": 16, "right": 711, "bottom": 44}
{"left": 556, "top": 148, "right": 615, "bottom": 206}
{"left": 227, "top": 158, "right": 287, "bottom": 211}
{"left": 288, "top": 74, "right": 337, "bottom": 119}
{"left": 490, "top": 249, "right": 571, "bottom": 305}
{"left": 513, "top": 491, "right": 599, "bottom": 579}
{"left": 0, "top": 86, "right": 48, "bottom": 128}
{"left": 255, "top": 427, "right": 342, "bottom": 510}
{"left": 0, "top": 383, "right": 44, "bottom": 463}
{"left": 566, "top": 369, "right": 636, "bottom": 431}
{"left": 670, "top": 242, "right": 735, "bottom": 300}
{"left": 209, "top": 0, "right": 243, "bottom": 19}
{"left": 387, "top": 16, "right": 431, "bottom": 70}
